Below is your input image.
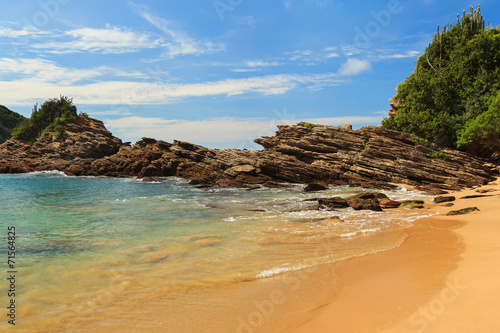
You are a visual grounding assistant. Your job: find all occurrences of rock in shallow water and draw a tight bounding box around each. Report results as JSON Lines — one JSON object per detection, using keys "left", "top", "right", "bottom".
{"left": 446, "top": 207, "right": 480, "bottom": 216}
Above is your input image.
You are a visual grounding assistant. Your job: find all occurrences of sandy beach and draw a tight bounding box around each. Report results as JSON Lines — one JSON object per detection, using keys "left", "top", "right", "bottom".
{"left": 290, "top": 179, "right": 500, "bottom": 333}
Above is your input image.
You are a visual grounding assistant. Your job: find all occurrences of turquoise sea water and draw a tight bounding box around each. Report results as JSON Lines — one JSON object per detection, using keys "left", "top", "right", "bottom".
{"left": 0, "top": 171, "right": 435, "bottom": 332}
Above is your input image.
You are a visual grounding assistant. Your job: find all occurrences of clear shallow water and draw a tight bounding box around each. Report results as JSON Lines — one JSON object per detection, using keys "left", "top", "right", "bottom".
{"left": 0, "top": 171, "right": 435, "bottom": 331}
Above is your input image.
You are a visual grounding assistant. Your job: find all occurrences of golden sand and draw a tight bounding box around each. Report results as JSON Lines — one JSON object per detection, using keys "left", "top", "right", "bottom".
{"left": 290, "top": 180, "right": 500, "bottom": 333}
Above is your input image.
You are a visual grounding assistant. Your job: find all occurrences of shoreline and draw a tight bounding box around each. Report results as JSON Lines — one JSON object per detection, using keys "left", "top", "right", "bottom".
{"left": 289, "top": 179, "right": 500, "bottom": 332}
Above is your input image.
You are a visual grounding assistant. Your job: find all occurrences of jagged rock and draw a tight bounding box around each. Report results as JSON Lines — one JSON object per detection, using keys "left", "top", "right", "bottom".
{"left": 415, "top": 185, "right": 449, "bottom": 195}
{"left": 475, "top": 188, "right": 497, "bottom": 193}
{"left": 447, "top": 207, "right": 480, "bottom": 216}
{"left": 400, "top": 200, "right": 425, "bottom": 209}
{"left": 434, "top": 196, "right": 456, "bottom": 203}
{"left": 224, "top": 164, "right": 257, "bottom": 177}
{"left": 0, "top": 116, "right": 122, "bottom": 174}
{"left": 345, "top": 193, "right": 383, "bottom": 211}
{"left": 380, "top": 200, "right": 401, "bottom": 209}
{"left": 304, "top": 183, "right": 328, "bottom": 192}
{"left": 0, "top": 121, "right": 498, "bottom": 192}
{"left": 318, "top": 197, "right": 349, "bottom": 210}
{"left": 388, "top": 94, "right": 404, "bottom": 117}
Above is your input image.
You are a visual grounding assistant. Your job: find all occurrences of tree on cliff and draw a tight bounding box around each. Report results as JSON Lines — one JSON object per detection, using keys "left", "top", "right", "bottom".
{"left": 382, "top": 6, "right": 500, "bottom": 159}
{"left": 12, "top": 96, "right": 78, "bottom": 142}
{"left": 0, "top": 105, "right": 26, "bottom": 143}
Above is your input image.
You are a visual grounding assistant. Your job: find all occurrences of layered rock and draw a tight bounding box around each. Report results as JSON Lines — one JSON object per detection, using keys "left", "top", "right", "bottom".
{"left": 0, "top": 119, "right": 498, "bottom": 191}
{"left": 0, "top": 116, "right": 122, "bottom": 175}
{"left": 252, "top": 123, "right": 498, "bottom": 190}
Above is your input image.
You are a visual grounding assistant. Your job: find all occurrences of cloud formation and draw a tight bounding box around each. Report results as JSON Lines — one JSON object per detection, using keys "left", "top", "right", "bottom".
{"left": 129, "top": 1, "right": 224, "bottom": 58}
{"left": 338, "top": 58, "right": 372, "bottom": 76}
{"left": 0, "top": 59, "right": 345, "bottom": 105}
{"left": 31, "top": 25, "right": 161, "bottom": 54}
{"left": 105, "top": 115, "right": 384, "bottom": 148}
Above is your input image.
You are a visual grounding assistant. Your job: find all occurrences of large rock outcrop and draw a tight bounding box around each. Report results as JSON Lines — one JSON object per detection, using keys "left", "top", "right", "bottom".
{"left": 0, "top": 116, "right": 123, "bottom": 175}
{"left": 252, "top": 123, "right": 498, "bottom": 190}
{"left": 0, "top": 120, "right": 498, "bottom": 191}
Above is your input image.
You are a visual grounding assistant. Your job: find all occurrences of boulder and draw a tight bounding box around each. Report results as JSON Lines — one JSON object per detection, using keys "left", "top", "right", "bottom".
{"left": 224, "top": 164, "right": 256, "bottom": 177}
{"left": 319, "top": 197, "right": 349, "bottom": 210}
{"left": 304, "top": 183, "right": 328, "bottom": 192}
{"left": 380, "top": 200, "right": 401, "bottom": 209}
{"left": 434, "top": 196, "right": 456, "bottom": 203}
{"left": 400, "top": 200, "right": 425, "bottom": 209}
{"left": 447, "top": 207, "right": 480, "bottom": 216}
{"left": 345, "top": 193, "right": 383, "bottom": 211}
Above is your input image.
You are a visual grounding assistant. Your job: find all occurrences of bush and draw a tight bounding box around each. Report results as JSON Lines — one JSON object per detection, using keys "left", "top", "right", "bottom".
{"left": 12, "top": 96, "right": 77, "bottom": 142}
{"left": 382, "top": 6, "right": 500, "bottom": 156}
{"left": 304, "top": 122, "right": 315, "bottom": 129}
{"left": 457, "top": 90, "right": 500, "bottom": 157}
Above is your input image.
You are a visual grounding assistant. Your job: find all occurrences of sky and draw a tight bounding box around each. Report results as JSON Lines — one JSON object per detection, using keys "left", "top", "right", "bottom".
{"left": 0, "top": 0, "right": 499, "bottom": 148}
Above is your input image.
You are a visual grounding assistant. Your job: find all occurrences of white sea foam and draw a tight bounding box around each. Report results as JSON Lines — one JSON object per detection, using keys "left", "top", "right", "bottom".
{"left": 25, "top": 170, "right": 68, "bottom": 177}
{"left": 256, "top": 262, "right": 314, "bottom": 279}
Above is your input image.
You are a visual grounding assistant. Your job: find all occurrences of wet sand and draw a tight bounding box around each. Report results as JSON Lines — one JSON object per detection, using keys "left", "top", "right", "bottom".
{"left": 290, "top": 180, "right": 500, "bottom": 333}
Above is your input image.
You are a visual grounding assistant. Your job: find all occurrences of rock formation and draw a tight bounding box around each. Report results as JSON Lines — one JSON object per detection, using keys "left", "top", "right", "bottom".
{"left": 388, "top": 97, "right": 404, "bottom": 117}
{"left": 0, "top": 116, "right": 122, "bottom": 175}
{"left": 0, "top": 118, "right": 498, "bottom": 191}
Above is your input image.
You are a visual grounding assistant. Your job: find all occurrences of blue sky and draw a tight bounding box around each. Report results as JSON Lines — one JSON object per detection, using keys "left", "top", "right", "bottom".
{"left": 1, "top": 1, "right": 499, "bottom": 148}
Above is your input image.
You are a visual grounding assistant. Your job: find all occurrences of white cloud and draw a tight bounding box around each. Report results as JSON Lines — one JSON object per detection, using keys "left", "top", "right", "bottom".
{"left": 338, "top": 58, "right": 372, "bottom": 76}
{"left": 0, "top": 71, "right": 345, "bottom": 106}
{"left": 129, "top": 2, "right": 224, "bottom": 58}
{"left": 379, "top": 50, "right": 420, "bottom": 59}
{"left": 31, "top": 25, "right": 161, "bottom": 54}
{"left": 105, "top": 115, "right": 384, "bottom": 148}
{"left": 0, "top": 26, "right": 48, "bottom": 38}
{"left": 231, "top": 68, "right": 258, "bottom": 73}
{"left": 245, "top": 60, "right": 282, "bottom": 68}
{"left": 325, "top": 52, "right": 340, "bottom": 58}
{"left": 286, "top": 48, "right": 341, "bottom": 64}
{"left": 0, "top": 58, "right": 148, "bottom": 84}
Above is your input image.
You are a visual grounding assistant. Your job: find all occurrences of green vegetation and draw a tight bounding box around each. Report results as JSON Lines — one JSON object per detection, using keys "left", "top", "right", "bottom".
{"left": 430, "top": 151, "right": 450, "bottom": 160}
{"left": 12, "top": 96, "right": 77, "bottom": 142}
{"left": 382, "top": 6, "right": 500, "bottom": 158}
{"left": 412, "top": 136, "right": 433, "bottom": 149}
{"left": 304, "top": 122, "right": 315, "bottom": 129}
{"left": 0, "top": 105, "right": 26, "bottom": 143}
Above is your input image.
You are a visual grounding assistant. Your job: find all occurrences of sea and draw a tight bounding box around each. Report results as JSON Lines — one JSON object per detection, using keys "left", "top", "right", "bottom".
{"left": 0, "top": 171, "right": 436, "bottom": 332}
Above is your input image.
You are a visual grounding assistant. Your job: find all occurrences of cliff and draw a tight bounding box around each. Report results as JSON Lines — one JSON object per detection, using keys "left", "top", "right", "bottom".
{"left": 0, "top": 118, "right": 498, "bottom": 191}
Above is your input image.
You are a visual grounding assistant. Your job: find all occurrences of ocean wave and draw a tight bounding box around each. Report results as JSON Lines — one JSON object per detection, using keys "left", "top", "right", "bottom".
{"left": 24, "top": 170, "right": 68, "bottom": 178}
{"left": 256, "top": 262, "right": 315, "bottom": 279}
{"left": 340, "top": 227, "right": 381, "bottom": 238}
